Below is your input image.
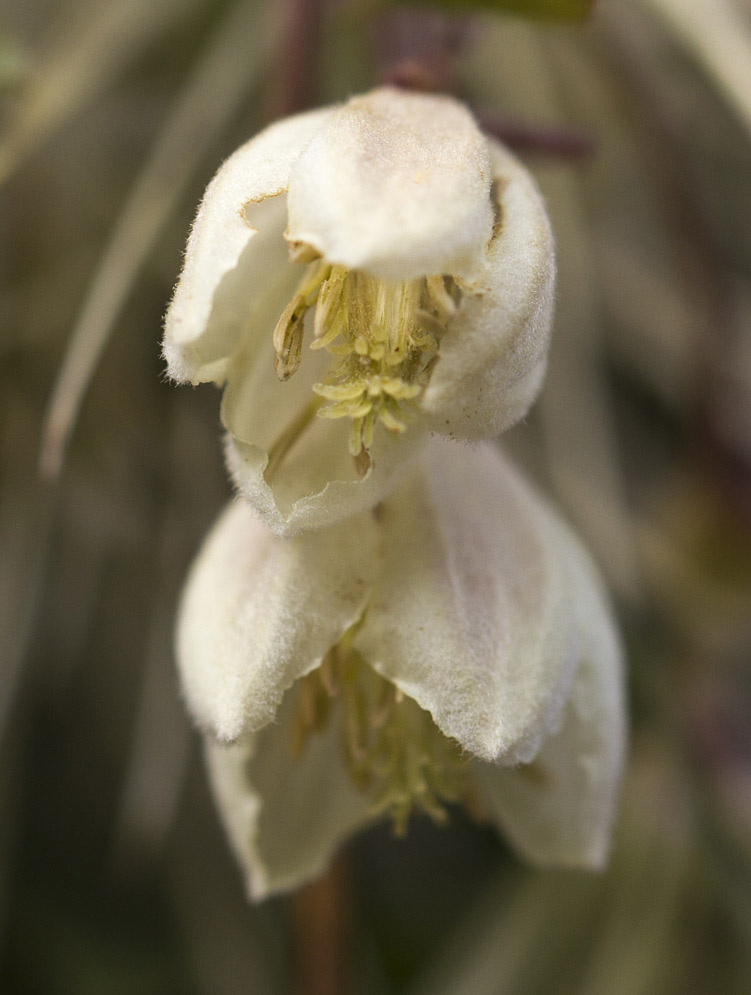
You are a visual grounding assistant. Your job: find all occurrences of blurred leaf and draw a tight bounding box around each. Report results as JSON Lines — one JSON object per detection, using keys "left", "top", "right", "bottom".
{"left": 39, "top": 0, "right": 280, "bottom": 480}
{"left": 0, "top": 0, "right": 210, "bottom": 183}
{"left": 399, "top": 0, "right": 594, "bottom": 22}
{"left": 638, "top": 0, "right": 751, "bottom": 138}
{"left": 0, "top": 34, "right": 28, "bottom": 91}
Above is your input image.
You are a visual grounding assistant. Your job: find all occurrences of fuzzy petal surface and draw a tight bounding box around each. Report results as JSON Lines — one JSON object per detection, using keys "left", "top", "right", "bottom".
{"left": 176, "top": 500, "right": 378, "bottom": 741}
{"left": 163, "top": 107, "right": 332, "bottom": 384}
{"left": 473, "top": 534, "right": 625, "bottom": 868}
{"left": 221, "top": 332, "right": 425, "bottom": 537}
{"left": 354, "top": 440, "right": 578, "bottom": 764}
{"left": 422, "top": 142, "right": 555, "bottom": 439}
{"left": 164, "top": 89, "right": 556, "bottom": 534}
{"left": 285, "top": 88, "right": 494, "bottom": 282}
{"left": 204, "top": 692, "right": 374, "bottom": 900}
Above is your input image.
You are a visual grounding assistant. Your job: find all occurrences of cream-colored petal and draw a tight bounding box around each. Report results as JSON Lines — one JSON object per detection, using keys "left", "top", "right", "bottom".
{"left": 472, "top": 537, "right": 625, "bottom": 868}
{"left": 176, "top": 500, "right": 379, "bottom": 741}
{"left": 421, "top": 142, "right": 555, "bottom": 439}
{"left": 224, "top": 427, "right": 425, "bottom": 539}
{"left": 355, "top": 439, "right": 578, "bottom": 765}
{"left": 204, "top": 691, "right": 374, "bottom": 901}
{"left": 285, "top": 88, "right": 494, "bottom": 282}
{"left": 221, "top": 333, "right": 426, "bottom": 537}
{"left": 163, "top": 107, "right": 332, "bottom": 384}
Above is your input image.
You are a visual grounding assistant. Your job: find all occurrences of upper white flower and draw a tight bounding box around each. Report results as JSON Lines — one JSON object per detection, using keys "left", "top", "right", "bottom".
{"left": 163, "top": 88, "right": 555, "bottom": 537}
{"left": 176, "top": 439, "right": 625, "bottom": 899}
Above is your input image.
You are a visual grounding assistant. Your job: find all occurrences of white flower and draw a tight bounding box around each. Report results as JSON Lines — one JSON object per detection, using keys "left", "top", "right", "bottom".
{"left": 163, "top": 88, "right": 555, "bottom": 537}
{"left": 176, "top": 439, "right": 625, "bottom": 900}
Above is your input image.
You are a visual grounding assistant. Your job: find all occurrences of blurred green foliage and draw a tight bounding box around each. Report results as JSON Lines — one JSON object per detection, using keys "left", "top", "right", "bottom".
{"left": 402, "top": 0, "right": 593, "bottom": 21}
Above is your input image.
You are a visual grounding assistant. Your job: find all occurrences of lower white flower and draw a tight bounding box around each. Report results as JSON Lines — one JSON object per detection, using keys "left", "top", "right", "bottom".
{"left": 177, "top": 440, "right": 625, "bottom": 900}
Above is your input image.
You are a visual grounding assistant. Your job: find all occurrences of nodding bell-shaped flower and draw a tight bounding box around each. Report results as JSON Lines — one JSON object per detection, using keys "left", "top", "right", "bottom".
{"left": 176, "top": 440, "right": 625, "bottom": 900}
{"left": 163, "top": 88, "right": 555, "bottom": 537}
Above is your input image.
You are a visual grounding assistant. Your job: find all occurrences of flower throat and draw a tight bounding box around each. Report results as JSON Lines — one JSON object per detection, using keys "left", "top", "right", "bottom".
{"left": 289, "top": 631, "right": 468, "bottom": 836}
{"left": 270, "top": 254, "right": 457, "bottom": 471}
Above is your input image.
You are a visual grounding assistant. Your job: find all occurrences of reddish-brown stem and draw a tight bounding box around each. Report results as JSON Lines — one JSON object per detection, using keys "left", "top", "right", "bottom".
{"left": 375, "top": 9, "right": 473, "bottom": 95}
{"left": 266, "top": 0, "right": 326, "bottom": 120}
{"left": 292, "top": 854, "right": 352, "bottom": 995}
{"left": 477, "top": 112, "right": 596, "bottom": 160}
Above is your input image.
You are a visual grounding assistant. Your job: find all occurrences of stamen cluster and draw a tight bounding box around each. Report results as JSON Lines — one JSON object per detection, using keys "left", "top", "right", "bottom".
{"left": 273, "top": 260, "right": 458, "bottom": 465}
{"left": 290, "top": 625, "right": 468, "bottom": 835}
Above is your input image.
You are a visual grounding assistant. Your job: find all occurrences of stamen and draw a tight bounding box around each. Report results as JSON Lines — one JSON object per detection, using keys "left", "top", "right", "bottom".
{"left": 376, "top": 408, "right": 407, "bottom": 433}
{"left": 313, "top": 269, "right": 346, "bottom": 341}
{"left": 353, "top": 446, "right": 372, "bottom": 477}
{"left": 269, "top": 252, "right": 455, "bottom": 472}
{"left": 272, "top": 294, "right": 306, "bottom": 381}
{"left": 289, "top": 631, "right": 468, "bottom": 835}
{"left": 272, "top": 261, "right": 330, "bottom": 379}
{"left": 426, "top": 274, "right": 457, "bottom": 320}
{"left": 349, "top": 417, "right": 365, "bottom": 458}
{"left": 287, "top": 241, "right": 321, "bottom": 264}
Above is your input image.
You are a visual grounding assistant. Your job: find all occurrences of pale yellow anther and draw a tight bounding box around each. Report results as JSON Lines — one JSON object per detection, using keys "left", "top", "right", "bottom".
{"left": 289, "top": 634, "right": 468, "bottom": 834}
{"left": 312, "top": 381, "right": 367, "bottom": 401}
{"left": 361, "top": 410, "right": 376, "bottom": 450}
{"left": 287, "top": 240, "right": 322, "bottom": 264}
{"left": 426, "top": 274, "right": 457, "bottom": 320}
{"left": 384, "top": 352, "right": 405, "bottom": 368}
{"left": 349, "top": 419, "right": 365, "bottom": 457}
{"left": 269, "top": 253, "right": 454, "bottom": 469}
{"left": 272, "top": 295, "right": 306, "bottom": 381}
{"left": 318, "top": 399, "right": 372, "bottom": 421}
{"left": 378, "top": 408, "right": 407, "bottom": 433}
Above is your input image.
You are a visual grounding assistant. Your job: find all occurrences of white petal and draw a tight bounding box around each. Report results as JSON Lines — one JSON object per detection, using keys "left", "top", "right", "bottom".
{"left": 421, "top": 141, "right": 555, "bottom": 439}
{"left": 176, "top": 500, "right": 379, "bottom": 740}
{"left": 221, "top": 333, "right": 426, "bottom": 537}
{"left": 472, "top": 538, "right": 625, "bottom": 868}
{"left": 163, "top": 106, "right": 333, "bottom": 384}
{"left": 204, "top": 691, "right": 373, "bottom": 900}
{"left": 354, "top": 439, "right": 578, "bottom": 764}
{"left": 285, "top": 88, "right": 494, "bottom": 282}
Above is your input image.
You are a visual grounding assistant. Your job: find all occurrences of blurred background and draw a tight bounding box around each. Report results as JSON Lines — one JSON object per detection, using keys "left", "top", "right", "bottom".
{"left": 1, "top": 0, "right": 750, "bottom": 991}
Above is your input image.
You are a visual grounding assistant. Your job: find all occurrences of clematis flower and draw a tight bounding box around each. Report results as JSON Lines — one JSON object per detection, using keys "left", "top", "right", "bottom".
{"left": 176, "top": 439, "right": 625, "bottom": 900}
{"left": 163, "top": 88, "right": 555, "bottom": 536}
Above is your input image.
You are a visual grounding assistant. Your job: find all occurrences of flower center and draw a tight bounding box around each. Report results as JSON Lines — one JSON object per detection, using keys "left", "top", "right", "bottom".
{"left": 289, "top": 629, "right": 468, "bottom": 835}
{"left": 271, "top": 257, "right": 457, "bottom": 472}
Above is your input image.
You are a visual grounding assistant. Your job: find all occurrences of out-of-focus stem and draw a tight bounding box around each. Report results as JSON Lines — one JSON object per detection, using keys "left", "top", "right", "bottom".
{"left": 477, "top": 112, "right": 595, "bottom": 160}
{"left": 266, "top": 0, "right": 326, "bottom": 119}
{"left": 292, "top": 855, "right": 352, "bottom": 995}
{"left": 375, "top": 8, "right": 472, "bottom": 95}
